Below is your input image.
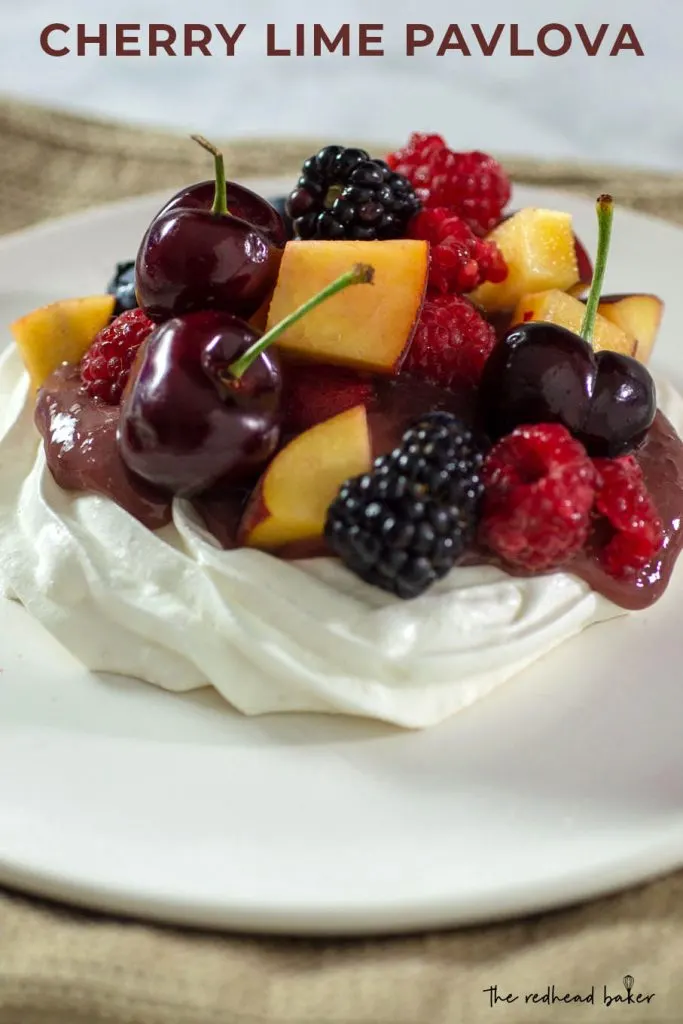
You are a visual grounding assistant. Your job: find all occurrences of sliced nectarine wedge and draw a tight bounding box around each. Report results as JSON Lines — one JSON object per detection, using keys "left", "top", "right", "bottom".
{"left": 511, "top": 289, "right": 636, "bottom": 357}
{"left": 598, "top": 294, "right": 663, "bottom": 365}
{"left": 11, "top": 295, "right": 116, "bottom": 390}
{"left": 265, "top": 240, "right": 428, "bottom": 373}
{"left": 469, "top": 209, "right": 580, "bottom": 313}
{"left": 239, "top": 404, "right": 372, "bottom": 550}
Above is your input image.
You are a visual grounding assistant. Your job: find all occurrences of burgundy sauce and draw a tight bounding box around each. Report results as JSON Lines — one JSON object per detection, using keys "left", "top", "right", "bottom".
{"left": 35, "top": 367, "right": 683, "bottom": 611}
{"left": 574, "top": 411, "right": 683, "bottom": 610}
{"left": 35, "top": 365, "right": 172, "bottom": 531}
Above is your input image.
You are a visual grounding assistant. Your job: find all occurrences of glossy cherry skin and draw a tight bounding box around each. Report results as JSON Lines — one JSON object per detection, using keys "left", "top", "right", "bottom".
{"left": 157, "top": 180, "right": 287, "bottom": 249}
{"left": 580, "top": 349, "right": 657, "bottom": 456}
{"left": 117, "top": 311, "right": 282, "bottom": 496}
{"left": 477, "top": 321, "right": 656, "bottom": 457}
{"left": 136, "top": 209, "right": 281, "bottom": 324}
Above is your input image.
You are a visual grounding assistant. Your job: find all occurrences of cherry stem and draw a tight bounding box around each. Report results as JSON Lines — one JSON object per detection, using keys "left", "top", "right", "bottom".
{"left": 228, "top": 264, "right": 375, "bottom": 380}
{"left": 580, "top": 194, "right": 614, "bottom": 346}
{"left": 191, "top": 134, "right": 229, "bottom": 217}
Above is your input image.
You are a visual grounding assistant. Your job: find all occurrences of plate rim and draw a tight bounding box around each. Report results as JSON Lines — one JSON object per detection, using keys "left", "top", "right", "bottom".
{"left": 1, "top": 822, "right": 683, "bottom": 936}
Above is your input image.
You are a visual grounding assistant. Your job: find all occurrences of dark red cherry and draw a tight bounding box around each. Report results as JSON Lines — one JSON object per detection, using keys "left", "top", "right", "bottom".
{"left": 479, "top": 323, "right": 594, "bottom": 436}
{"left": 135, "top": 208, "right": 280, "bottom": 324}
{"left": 157, "top": 181, "right": 287, "bottom": 249}
{"left": 135, "top": 136, "right": 282, "bottom": 324}
{"left": 477, "top": 321, "right": 656, "bottom": 458}
{"left": 580, "top": 348, "right": 656, "bottom": 456}
{"left": 117, "top": 311, "right": 282, "bottom": 497}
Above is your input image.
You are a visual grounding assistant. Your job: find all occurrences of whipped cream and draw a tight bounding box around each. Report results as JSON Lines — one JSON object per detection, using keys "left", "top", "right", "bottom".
{"left": 3, "top": 342, "right": 677, "bottom": 729}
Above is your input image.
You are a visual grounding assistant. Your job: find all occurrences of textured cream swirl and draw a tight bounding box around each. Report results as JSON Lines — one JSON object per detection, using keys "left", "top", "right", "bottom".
{"left": 0, "top": 342, "right": 650, "bottom": 728}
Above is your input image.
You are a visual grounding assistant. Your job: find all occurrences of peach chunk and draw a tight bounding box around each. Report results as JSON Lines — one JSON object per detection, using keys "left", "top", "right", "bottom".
{"left": 598, "top": 294, "right": 664, "bottom": 365}
{"left": 11, "top": 295, "right": 116, "bottom": 390}
{"left": 469, "top": 209, "right": 579, "bottom": 314}
{"left": 238, "top": 404, "right": 372, "bottom": 550}
{"left": 511, "top": 289, "right": 636, "bottom": 357}
{"left": 264, "top": 240, "right": 428, "bottom": 373}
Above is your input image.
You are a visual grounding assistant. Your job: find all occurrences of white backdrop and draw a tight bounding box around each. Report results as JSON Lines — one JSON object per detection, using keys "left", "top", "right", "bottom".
{"left": 0, "top": 0, "right": 681, "bottom": 171}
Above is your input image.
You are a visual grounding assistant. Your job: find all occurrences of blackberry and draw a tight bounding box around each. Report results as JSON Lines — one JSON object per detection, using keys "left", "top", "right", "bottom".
{"left": 325, "top": 413, "right": 488, "bottom": 599}
{"left": 286, "top": 145, "right": 422, "bottom": 242}
{"left": 107, "top": 260, "right": 138, "bottom": 316}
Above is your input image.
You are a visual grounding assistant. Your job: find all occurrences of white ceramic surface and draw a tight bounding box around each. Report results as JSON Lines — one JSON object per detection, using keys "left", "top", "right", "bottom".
{"left": 1, "top": 180, "right": 683, "bottom": 936}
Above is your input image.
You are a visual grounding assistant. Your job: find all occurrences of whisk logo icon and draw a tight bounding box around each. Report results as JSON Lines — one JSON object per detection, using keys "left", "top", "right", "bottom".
{"left": 603, "top": 973, "right": 655, "bottom": 1006}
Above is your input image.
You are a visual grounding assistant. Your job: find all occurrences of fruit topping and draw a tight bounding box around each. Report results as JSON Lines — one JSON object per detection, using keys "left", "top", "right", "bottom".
{"left": 325, "top": 412, "right": 486, "bottom": 599}
{"left": 386, "top": 133, "right": 511, "bottom": 236}
{"left": 592, "top": 456, "right": 664, "bottom": 579}
{"left": 14, "top": 125, "right": 683, "bottom": 619}
{"left": 512, "top": 289, "right": 635, "bottom": 357}
{"left": 118, "top": 264, "right": 374, "bottom": 496}
{"left": 402, "top": 293, "right": 497, "bottom": 390}
{"left": 238, "top": 404, "right": 372, "bottom": 551}
{"left": 286, "top": 145, "right": 421, "bottom": 241}
{"left": 135, "top": 136, "right": 281, "bottom": 324}
{"left": 265, "top": 239, "right": 428, "bottom": 373}
{"left": 81, "top": 309, "right": 155, "bottom": 404}
{"left": 281, "top": 363, "right": 375, "bottom": 435}
{"left": 107, "top": 260, "right": 138, "bottom": 315}
{"left": 479, "top": 423, "right": 596, "bottom": 572}
{"left": 407, "top": 207, "right": 508, "bottom": 295}
{"left": 597, "top": 294, "right": 663, "bottom": 365}
{"left": 477, "top": 196, "right": 657, "bottom": 458}
{"left": 468, "top": 208, "right": 580, "bottom": 313}
{"left": 11, "top": 294, "right": 116, "bottom": 391}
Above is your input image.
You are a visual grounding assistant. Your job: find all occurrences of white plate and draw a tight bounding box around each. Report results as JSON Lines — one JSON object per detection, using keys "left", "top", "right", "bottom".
{"left": 1, "top": 179, "right": 683, "bottom": 936}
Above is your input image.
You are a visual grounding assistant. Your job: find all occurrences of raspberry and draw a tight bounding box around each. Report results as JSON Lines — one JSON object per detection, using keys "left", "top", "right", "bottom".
{"left": 403, "top": 294, "right": 497, "bottom": 390}
{"left": 408, "top": 207, "right": 508, "bottom": 294}
{"left": 592, "top": 457, "right": 664, "bottom": 579}
{"left": 281, "top": 364, "right": 375, "bottom": 434}
{"left": 81, "top": 309, "right": 154, "bottom": 404}
{"left": 480, "top": 424, "right": 596, "bottom": 571}
{"left": 387, "top": 133, "right": 511, "bottom": 236}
